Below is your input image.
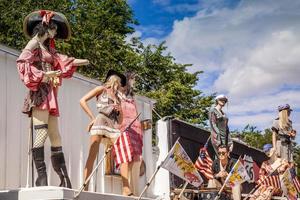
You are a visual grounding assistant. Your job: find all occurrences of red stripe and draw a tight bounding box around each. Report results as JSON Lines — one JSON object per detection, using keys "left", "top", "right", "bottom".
{"left": 195, "top": 148, "right": 213, "bottom": 180}
{"left": 258, "top": 175, "right": 280, "bottom": 189}
{"left": 293, "top": 178, "right": 300, "bottom": 193}
{"left": 114, "top": 131, "right": 141, "bottom": 165}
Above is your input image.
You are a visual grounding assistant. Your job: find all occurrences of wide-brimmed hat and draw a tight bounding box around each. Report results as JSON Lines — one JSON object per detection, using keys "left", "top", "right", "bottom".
{"left": 23, "top": 10, "right": 71, "bottom": 40}
{"left": 278, "top": 104, "right": 292, "bottom": 112}
{"left": 105, "top": 70, "right": 126, "bottom": 87}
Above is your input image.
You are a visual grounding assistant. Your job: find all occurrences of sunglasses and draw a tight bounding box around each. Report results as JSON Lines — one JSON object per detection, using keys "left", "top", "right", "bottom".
{"left": 218, "top": 99, "right": 227, "bottom": 103}
{"left": 218, "top": 152, "right": 227, "bottom": 155}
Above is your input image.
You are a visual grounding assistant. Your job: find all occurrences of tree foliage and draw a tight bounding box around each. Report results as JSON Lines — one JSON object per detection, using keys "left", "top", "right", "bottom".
{"left": 232, "top": 125, "right": 273, "bottom": 149}
{"left": 0, "top": 0, "right": 213, "bottom": 126}
{"left": 293, "top": 145, "right": 300, "bottom": 176}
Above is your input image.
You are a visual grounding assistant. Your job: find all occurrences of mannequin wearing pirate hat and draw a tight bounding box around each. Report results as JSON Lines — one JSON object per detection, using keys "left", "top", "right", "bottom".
{"left": 208, "top": 94, "right": 233, "bottom": 155}
{"left": 271, "top": 104, "right": 296, "bottom": 162}
{"left": 17, "top": 10, "right": 89, "bottom": 188}
{"left": 80, "top": 69, "right": 126, "bottom": 191}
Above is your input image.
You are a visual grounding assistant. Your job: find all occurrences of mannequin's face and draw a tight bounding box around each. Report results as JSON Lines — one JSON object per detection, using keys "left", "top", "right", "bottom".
{"left": 266, "top": 148, "right": 275, "bottom": 158}
{"left": 128, "top": 76, "right": 136, "bottom": 87}
{"left": 217, "top": 99, "right": 227, "bottom": 107}
{"left": 218, "top": 147, "right": 228, "bottom": 161}
{"left": 119, "top": 86, "right": 126, "bottom": 93}
{"left": 47, "top": 27, "right": 57, "bottom": 38}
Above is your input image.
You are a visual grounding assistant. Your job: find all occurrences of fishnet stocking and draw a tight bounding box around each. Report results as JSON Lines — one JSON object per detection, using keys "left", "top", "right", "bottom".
{"left": 33, "top": 127, "right": 48, "bottom": 148}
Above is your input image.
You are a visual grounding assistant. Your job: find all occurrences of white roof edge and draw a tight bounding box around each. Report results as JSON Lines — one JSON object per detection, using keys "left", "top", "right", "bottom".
{"left": 135, "top": 95, "right": 157, "bottom": 104}
{"left": 0, "top": 44, "right": 20, "bottom": 56}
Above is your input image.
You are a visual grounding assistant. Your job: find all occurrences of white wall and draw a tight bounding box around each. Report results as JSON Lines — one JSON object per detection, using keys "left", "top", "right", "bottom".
{"left": 152, "top": 119, "right": 170, "bottom": 200}
{"left": 0, "top": 44, "right": 155, "bottom": 196}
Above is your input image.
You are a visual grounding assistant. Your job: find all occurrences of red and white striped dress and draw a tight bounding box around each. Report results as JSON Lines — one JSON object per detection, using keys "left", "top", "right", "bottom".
{"left": 113, "top": 97, "right": 143, "bottom": 165}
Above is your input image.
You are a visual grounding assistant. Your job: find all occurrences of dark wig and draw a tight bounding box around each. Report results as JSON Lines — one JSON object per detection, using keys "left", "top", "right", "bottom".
{"left": 32, "top": 21, "right": 57, "bottom": 38}
{"left": 124, "top": 71, "right": 136, "bottom": 98}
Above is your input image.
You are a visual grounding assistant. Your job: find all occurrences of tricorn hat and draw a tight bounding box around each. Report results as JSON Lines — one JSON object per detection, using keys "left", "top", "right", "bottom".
{"left": 105, "top": 70, "right": 127, "bottom": 87}
{"left": 23, "top": 10, "right": 71, "bottom": 40}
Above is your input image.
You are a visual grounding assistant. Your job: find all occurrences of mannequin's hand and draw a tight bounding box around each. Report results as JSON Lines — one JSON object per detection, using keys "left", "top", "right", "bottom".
{"left": 74, "top": 59, "right": 90, "bottom": 66}
{"left": 87, "top": 119, "right": 95, "bottom": 132}
{"left": 113, "top": 104, "right": 121, "bottom": 112}
{"left": 289, "top": 130, "right": 296, "bottom": 137}
{"left": 82, "top": 59, "right": 90, "bottom": 66}
{"left": 45, "top": 70, "right": 61, "bottom": 78}
{"left": 216, "top": 170, "right": 228, "bottom": 178}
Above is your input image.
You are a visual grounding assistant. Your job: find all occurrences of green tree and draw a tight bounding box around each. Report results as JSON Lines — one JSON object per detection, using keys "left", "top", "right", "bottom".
{"left": 0, "top": 0, "right": 213, "bottom": 127}
{"left": 232, "top": 125, "right": 272, "bottom": 149}
{"left": 293, "top": 145, "right": 300, "bottom": 176}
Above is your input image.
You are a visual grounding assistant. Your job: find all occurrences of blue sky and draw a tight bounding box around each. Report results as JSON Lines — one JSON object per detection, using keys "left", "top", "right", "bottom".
{"left": 128, "top": 0, "right": 300, "bottom": 144}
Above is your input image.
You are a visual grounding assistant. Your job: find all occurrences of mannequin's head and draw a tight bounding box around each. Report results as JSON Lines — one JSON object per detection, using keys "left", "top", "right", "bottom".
{"left": 215, "top": 94, "right": 228, "bottom": 107}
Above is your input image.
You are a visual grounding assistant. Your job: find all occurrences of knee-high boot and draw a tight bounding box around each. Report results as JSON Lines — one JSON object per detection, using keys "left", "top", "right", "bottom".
{"left": 32, "top": 146, "right": 48, "bottom": 186}
{"left": 51, "top": 146, "right": 72, "bottom": 188}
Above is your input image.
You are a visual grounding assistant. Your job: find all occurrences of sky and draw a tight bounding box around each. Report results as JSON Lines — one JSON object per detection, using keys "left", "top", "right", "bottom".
{"left": 128, "top": 0, "right": 300, "bottom": 144}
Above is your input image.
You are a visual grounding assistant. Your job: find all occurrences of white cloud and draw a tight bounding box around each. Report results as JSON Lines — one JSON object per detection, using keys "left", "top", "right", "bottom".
{"left": 229, "top": 112, "right": 274, "bottom": 130}
{"left": 214, "top": 30, "right": 300, "bottom": 98}
{"left": 125, "top": 30, "right": 142, "bottom": 44}
{"left": 125, "top": 30, "right": 162, "bottom": 46}
{"left": 227, "top": 90, "right": 300, "bottom": 115}
{"left": 162, "top": 0, "right": 300, "bottom": 143}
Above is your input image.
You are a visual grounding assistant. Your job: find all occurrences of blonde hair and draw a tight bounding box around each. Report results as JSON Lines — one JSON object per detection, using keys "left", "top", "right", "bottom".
{"left": 105, "top": 75, "right": 121, "bottom": 90}
{"left": 279, "top": 109, "right": 289, "bottom": 130}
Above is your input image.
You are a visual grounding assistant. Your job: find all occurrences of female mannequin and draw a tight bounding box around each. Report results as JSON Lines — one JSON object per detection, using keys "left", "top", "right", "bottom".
{"left": 209, "top": 94, "right": 233, "bottom": 155}
{"left": 271, "top": 104, "right": 296, "bottom": 162}
{"left": 80, "top": 70, "right": 126, "bottom": 190}
{"left": 17, "top": 10, "right": 89, "bottom": 188}
{"left": 118, "top": 72, "right": 143, "bottom": 196}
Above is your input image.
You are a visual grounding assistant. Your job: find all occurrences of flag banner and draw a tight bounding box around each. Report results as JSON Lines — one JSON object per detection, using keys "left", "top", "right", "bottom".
{"left": 242, "top": 154, "right": 261, "bottom": 182}
{"left": 290, "top": 167, "right": 300, "bottom": 194}
{"left": 281, "top": 169, "right": 298, "bottom": 200}
{"left": 195, "top": 146, "right": 213, "bottom": 180}
{"left": 161, "top": 140, "right": 203, "bottom": 187}
{"left": 226, "top": 159, "right": 251, "bottom": 187}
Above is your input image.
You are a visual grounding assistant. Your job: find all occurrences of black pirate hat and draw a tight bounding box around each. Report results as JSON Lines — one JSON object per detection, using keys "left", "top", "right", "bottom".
{"left": 105, "top": 70, "right": 127, "bottom": 87}
{"left": 23, "top": 10, "right": 71, "bottom": 40}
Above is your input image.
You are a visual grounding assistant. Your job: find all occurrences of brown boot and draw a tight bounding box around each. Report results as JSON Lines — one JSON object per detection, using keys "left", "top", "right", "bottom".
{"left": 32, "top": 146, "right": 48, "bottom": 186}
{"left": 51, "top": 146, "right": 72, "bottom": 188}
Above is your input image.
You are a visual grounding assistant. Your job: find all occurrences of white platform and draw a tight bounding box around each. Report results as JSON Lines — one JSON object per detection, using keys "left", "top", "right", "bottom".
{"left": 0, "top": 186, "right": 155, "bottom": 200}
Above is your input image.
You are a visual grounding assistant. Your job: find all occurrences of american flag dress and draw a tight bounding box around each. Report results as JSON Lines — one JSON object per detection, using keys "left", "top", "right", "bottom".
{"left": 113, "top": 97, "right": 143, "bottom": 166}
